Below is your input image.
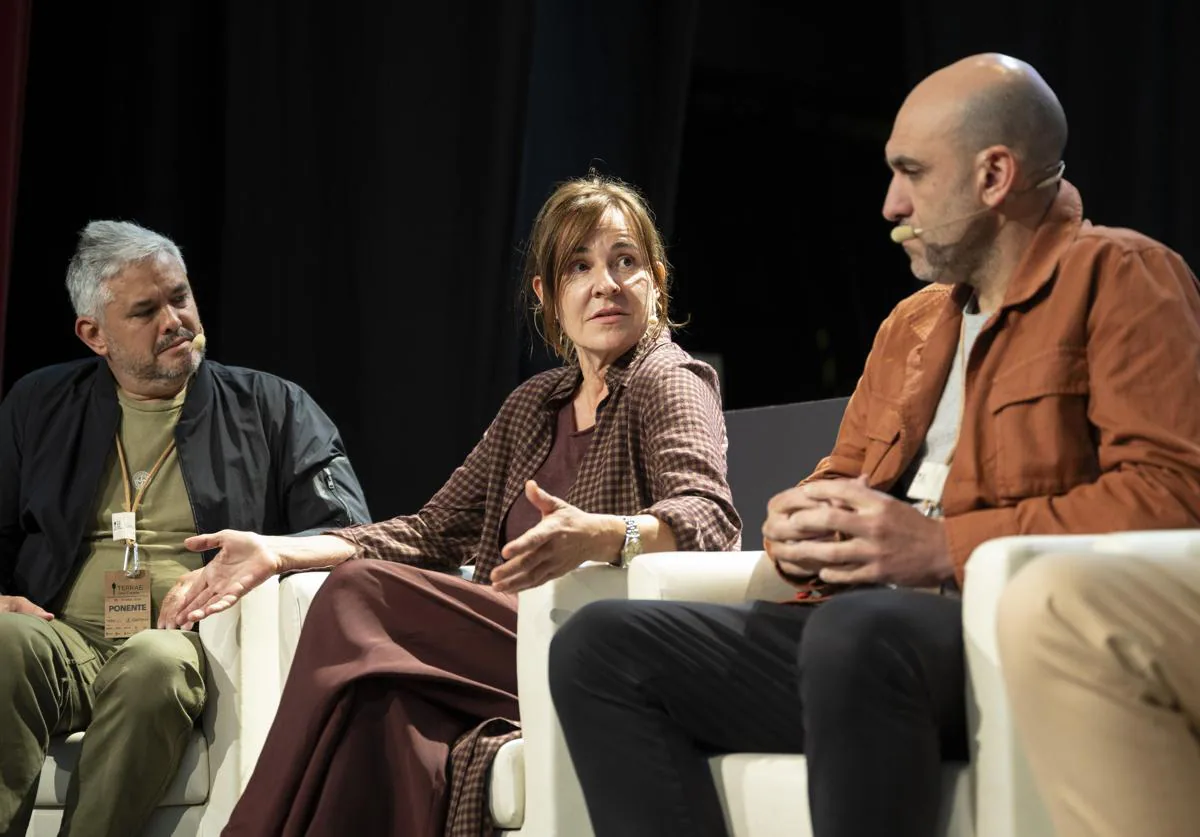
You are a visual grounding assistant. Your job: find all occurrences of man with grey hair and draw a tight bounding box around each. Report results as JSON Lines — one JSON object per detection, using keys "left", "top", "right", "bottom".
{"left": 549, "top": 53, "right": 1200, "bottom": 837}
{"left": 0, "top": 220, "right": 371, "bottom": 836}
{"left": 67, "top": 221, "right": 204, "bottom": 395}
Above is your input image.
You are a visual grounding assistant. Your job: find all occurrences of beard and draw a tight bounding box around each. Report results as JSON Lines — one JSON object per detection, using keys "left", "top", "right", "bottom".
{"left": 108, "top": 328, "right": 202, "bottom": 386}
{"left": 911, "top": 208, "right": 998, "bottom": 286}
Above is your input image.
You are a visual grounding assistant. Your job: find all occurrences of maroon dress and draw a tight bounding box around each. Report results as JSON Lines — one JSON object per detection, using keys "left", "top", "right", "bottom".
{"left": 222, "top": 403, "right": 595, "bottom": 836}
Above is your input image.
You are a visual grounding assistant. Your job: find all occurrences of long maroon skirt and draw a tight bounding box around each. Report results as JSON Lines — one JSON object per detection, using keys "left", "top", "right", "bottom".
{"left": 221, "top": 559, "right": 519, "bottom": 837}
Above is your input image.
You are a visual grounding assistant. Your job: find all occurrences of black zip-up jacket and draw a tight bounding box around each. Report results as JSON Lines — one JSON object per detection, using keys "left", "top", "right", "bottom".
{"left": 0, "top": 357, "right": 371, "bottom": 604}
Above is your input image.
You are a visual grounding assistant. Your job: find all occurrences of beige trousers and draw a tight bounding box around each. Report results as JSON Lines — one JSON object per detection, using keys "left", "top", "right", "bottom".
{"left": 997, "top": 551, "right": 1200, "bottom": 837}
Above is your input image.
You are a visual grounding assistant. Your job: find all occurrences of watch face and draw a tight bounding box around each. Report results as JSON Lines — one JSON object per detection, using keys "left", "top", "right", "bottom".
{"left": 621, "top": 539, "right": 642, "bottom": 563}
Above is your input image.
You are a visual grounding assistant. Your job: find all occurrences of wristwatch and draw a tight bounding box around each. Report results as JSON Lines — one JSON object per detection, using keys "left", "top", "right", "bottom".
{"left": 618, "top": 515, "right": 643, "bottom": 568}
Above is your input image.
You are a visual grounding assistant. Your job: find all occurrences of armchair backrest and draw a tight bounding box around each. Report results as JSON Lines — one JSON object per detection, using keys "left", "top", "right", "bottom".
{"left": 723, "top": 397, "right": 849, "bottom": 548}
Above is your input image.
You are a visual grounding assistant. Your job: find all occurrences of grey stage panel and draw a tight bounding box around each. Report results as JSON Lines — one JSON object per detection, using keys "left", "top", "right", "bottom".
{"left": 723, "top": 397, "right": 850, "bottom": 550}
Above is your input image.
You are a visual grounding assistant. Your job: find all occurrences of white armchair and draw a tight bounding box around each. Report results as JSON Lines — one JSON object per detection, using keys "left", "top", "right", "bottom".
{"left": 28, "top": 577, "right": 281, "bottom": 837}
{"left": 535, "top": 552, "right": 973, "bottom": 837}
{"left": 501, "top": 533, "right": 1151, "bottom": 837}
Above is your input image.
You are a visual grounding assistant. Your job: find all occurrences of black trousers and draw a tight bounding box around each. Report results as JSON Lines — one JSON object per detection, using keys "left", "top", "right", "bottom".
{"left": 548, "top": 589, "right": 968, "bottom": 837}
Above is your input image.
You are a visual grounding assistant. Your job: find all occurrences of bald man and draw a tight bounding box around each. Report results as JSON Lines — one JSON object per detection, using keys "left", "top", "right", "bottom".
{"left": 546, "top": 54, "right": 1200, "bottom": 837}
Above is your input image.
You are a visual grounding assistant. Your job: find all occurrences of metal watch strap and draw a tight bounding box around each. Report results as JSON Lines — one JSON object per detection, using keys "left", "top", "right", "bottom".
{"left": 619, "top": 515, "right": 642, "bottom": 568}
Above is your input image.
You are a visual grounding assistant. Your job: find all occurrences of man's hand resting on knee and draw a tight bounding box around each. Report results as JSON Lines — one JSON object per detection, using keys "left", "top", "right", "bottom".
{"left": 0, "top": 595, "right": 53, "bottom": 620}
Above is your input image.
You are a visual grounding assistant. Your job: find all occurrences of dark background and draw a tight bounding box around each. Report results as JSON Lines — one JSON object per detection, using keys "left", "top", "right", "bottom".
{"left": 1, "top": 0, "right": 1197, "bottom": 519}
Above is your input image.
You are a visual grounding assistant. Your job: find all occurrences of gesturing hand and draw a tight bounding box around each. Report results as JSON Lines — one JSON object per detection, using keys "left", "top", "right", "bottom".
{"left": 764, "top": 478, "right": 953, "bottom": 588}
{"left": 490, "top": 480, "right": 621, "bottom": 594}
{"left": 159, "top": 530, "right": 284, "bottom": 627}
{"left": 0, "top": 595, "right": 53, "bottom": 621}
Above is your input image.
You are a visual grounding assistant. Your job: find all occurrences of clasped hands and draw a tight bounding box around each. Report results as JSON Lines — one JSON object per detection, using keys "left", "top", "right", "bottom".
{"left": 762, "top": 476, "right": 954, "bottom": 588}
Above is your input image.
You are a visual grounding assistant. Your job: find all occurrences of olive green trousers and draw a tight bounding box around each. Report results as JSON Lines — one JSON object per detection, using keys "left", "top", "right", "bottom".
{"left": 0, "top": 614, "right": 205, "bottom": 837}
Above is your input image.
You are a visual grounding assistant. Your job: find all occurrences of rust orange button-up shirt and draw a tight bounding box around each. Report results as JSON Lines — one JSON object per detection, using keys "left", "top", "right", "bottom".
{"left": 809, "top": 181, "right": 1200, "bottom": 587}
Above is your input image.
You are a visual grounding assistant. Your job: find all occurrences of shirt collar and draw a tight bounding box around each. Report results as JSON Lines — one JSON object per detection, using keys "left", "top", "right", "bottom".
{"left": 983, "top": 179, "right": 1084, "bottom": 311}
{"left": 543, "top": 329, "right": 672, "bottom": 409}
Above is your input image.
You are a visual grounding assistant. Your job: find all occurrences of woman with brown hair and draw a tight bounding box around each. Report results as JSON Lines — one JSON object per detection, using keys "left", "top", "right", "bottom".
{"left": 160, "top": 172, "right": 742, "bottom": 836}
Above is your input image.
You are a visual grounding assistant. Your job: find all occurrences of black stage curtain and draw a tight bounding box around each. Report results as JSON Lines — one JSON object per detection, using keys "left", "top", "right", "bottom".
{"left": 6, "top": 0, "right": 1198, "bottom": 516}
{"left": 671, "top": 0, "right": 1200, "bottom": 410}
{"left": 899, "top": 0, "right": 1199, "bottom": 265}
{"left": 6, "top": 0, "right": 698, "bottom": 518}
{"left": 0, "top": 0, "right": 31, "bottom": 394}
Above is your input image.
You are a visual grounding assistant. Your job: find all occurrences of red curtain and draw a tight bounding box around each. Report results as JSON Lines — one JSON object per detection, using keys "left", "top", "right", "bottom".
{"left": 0, "top": 0, "right": 31, "bottom": 394}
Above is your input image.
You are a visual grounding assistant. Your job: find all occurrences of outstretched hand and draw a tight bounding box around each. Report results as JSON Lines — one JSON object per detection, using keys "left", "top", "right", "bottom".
{"left": 158, "top": 530, "right": 284, "bottom": 627}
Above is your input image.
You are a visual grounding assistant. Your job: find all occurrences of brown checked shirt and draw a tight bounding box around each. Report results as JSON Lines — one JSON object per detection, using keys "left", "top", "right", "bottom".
{"left": 794, "top": 180, "right": 1200, "bottom": 597}
{"left": 333, "top": 333, "right": 742, "bottom": 577}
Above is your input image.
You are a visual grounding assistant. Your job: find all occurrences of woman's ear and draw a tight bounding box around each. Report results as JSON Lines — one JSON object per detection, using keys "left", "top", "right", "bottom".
{"left": 532, "top": 275, "right": 544, "bottom": 306}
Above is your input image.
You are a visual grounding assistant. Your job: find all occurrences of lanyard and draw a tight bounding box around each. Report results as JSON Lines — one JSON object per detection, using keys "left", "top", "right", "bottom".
{"left": 114, "top": 434, "right": 176, "bottom": 575}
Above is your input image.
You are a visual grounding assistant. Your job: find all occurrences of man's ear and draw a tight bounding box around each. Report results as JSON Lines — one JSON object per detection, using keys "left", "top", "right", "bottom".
{"left": 976, "top": 145, "right": 1017, "bottom": 209}
{"left": 75, "top": 317, "right": 109, "bottom": 357}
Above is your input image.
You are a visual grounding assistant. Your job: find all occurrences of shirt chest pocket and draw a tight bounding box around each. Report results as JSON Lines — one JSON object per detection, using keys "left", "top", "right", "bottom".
{"left": 984, "top": 347, "right": 1098, "bottom": 499}
{"left": 862, "top": 405, "right": 903, "bottom": 484}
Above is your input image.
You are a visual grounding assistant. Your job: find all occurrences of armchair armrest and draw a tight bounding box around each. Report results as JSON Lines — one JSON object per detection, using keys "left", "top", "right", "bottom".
{"left": 196, "top": 575, "right": 281, "bottom": 835}
{"left": 277, "top": 570, "right": 331, "bottom": 683}
{"left": 509, "top": 552, "right": 780, "bottom": 836}
{"left": 964, "top": 528, "right": 1200, "bottom": 837}
{"left": 628, "top": 551, "right": 792, "bottom": 603}
{"left": 515, "top": 562, "right": 629, "bottom": 837}
{"left": 963, "top": 534, "right": 1102, "bottom": 837}
{"left": 1093, "top": 528, "right": 1200, "bottom": 558}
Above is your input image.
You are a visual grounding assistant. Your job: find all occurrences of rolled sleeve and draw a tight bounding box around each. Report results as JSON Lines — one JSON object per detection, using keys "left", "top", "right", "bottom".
{"left": 636, "top": 361, "right": 741, "bottom": 551}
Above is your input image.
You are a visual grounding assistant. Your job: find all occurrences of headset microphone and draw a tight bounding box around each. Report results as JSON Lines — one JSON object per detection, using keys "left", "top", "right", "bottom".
{"left": 890, "top": 210, "right": 989, "bottom": 243}
{"left": 889, "top": 162, "right": 1066, "bottom": 244}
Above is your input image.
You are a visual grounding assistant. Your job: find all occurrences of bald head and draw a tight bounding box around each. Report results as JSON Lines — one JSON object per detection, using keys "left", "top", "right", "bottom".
{"left": 904, "top": 54, "right": 1067, "bottom": 178}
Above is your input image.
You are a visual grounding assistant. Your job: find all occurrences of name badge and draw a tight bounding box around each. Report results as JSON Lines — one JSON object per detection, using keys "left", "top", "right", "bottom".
{"left": 907, "top": 461, "right": 951, "bottom": 504}
{"left": 103, "top": 570, "right": 152, "bottom": 639}
{"left": 111, "top": 512, "right": 136, "bottom": 542}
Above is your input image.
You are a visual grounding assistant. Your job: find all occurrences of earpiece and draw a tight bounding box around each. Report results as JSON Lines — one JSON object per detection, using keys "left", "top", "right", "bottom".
{"left": 1033, "top": 161, "right": 1066, "bottom": 190}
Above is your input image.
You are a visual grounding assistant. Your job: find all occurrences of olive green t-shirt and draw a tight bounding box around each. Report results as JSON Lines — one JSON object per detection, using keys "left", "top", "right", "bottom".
{"left": 54, "top": 385, "right": 202, "bottom": 630}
